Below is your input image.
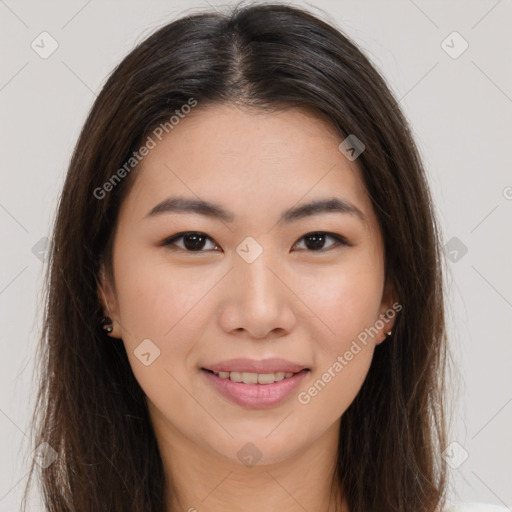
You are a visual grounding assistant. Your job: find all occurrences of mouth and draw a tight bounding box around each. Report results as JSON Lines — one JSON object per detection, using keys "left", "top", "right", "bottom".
{"left": 201, "top": 365, "right": 310, "bottom": 409}
{"left": 201, "top": 368, "right": 302, "bottom": 385}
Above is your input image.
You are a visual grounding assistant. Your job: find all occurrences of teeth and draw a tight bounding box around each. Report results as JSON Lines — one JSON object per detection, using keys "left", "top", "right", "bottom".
{"left": 258, "top": 372, "right": 282, "bottom": 384}
{"left": 229, "top": 371, "right": 243, "bottom": 382}
{"left": 213, "top": 370, "right": 297, "bottom": 384}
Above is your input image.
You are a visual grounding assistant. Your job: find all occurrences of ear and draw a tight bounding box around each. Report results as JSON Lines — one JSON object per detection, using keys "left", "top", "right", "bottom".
{"left": 375, "top": 277, "right": 400, "bottom": 345}
{"left": 97, "top": 262, "right": 122, "bottom": 338}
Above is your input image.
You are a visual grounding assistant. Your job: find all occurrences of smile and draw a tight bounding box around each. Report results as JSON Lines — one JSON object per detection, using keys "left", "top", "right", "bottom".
{"left": 201, "top": 368, "right": 310, "bottom": 409}
{"left": 207, "top": 369, "right": 297, "bottom": 385}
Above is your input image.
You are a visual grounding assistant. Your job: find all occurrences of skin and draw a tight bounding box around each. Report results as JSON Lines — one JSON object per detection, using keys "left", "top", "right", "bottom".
{"left": 98, "top": 104, "right": 397, "bottom": 512}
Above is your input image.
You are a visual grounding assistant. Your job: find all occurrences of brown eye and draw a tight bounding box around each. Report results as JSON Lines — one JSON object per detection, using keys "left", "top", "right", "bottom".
{"left": 162, "top": 232, "right": 219, "bottom": 252}
{"left": 293, "top": 232, "right": 347, "bottom": 252}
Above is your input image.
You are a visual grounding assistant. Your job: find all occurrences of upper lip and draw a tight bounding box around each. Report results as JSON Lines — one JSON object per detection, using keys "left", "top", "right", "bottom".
{"left": 203, "top": 358, "right": 309, "bottom": 374}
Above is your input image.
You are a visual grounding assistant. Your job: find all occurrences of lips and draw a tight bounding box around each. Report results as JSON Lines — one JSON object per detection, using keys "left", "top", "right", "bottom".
{"left": 202, "top": 368, "right": 309, "bottom": 408}
{"left": 201, "top": 358, "right": 310, "bottom": 408}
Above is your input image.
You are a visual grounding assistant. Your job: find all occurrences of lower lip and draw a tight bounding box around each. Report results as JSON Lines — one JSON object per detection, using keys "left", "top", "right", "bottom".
{"left": 202, "top": 369, "right": 309, "bottom": 409}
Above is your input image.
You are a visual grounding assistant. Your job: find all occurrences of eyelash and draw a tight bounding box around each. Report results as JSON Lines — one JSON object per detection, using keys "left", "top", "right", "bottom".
{"left": 160, "top": 231, "right": 349, "bottom": 253}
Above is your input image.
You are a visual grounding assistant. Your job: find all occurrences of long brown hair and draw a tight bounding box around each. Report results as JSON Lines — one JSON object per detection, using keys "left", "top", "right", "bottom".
{"left": 23, "top": 2, "right": 450, "bottom": 511}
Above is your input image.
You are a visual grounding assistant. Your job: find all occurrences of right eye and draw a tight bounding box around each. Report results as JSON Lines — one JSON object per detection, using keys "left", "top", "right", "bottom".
{"left": 161, "top": 232, "right": 221, "bottom": 252}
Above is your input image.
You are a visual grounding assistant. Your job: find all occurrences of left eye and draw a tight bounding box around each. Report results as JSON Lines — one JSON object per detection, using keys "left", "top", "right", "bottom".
{"left": 161, "top": 231, "right": 348, "bottom": 253}
{"left": 293, "top": 232, "right": 347, "bottom": 251}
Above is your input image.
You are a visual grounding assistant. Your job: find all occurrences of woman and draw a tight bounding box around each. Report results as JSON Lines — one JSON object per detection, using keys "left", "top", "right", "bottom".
{"left": 22, "top": 3, "right": 506, "bottom": 511}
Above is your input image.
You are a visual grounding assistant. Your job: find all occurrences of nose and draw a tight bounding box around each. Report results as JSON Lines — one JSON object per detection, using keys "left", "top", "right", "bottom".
{"left": 218, "top": 248, "right": 297, "bottom": 340}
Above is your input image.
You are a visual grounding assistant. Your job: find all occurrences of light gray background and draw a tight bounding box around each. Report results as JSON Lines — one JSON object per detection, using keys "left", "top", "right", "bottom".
{"left": 1, "top": 0, "right": 511, "bottom": 510}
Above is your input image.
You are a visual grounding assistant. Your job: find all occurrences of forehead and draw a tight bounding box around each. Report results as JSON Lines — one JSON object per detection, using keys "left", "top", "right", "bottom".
{"left": 120, "top": 104, "right": 376, "bottom": 231}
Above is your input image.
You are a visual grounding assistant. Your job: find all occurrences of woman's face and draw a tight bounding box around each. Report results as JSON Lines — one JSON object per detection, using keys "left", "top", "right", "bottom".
{"left": 99, "top": 104, "right": 396, "bottom": 466}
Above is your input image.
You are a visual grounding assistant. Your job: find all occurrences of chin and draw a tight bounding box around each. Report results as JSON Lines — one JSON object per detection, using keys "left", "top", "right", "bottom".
{"left": 203, "top": 427, "right": 311, "bottom": 468}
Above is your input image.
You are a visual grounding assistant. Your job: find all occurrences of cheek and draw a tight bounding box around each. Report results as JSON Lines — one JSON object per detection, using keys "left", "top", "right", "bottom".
{"left": 111, "top": 250, "right": 212, "bottom": 419}
{"left": 299, "top": 262, "right": 384, "bottom": 348}
{"left": 294, "top": 259, "right": 383, "bottom": 417}
{"left": 113, "top": 244, "right": 214, "bottom": 340}
{"left": 298, "top": 343, "right": 374, "bottom": 432}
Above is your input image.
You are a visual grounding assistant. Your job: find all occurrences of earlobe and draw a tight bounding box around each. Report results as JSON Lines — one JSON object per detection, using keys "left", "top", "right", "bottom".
{"left": 97, "top": 263, "right": 121, "bottom": 338}
{"left": 376, "top": 279, "right": 399, "bottom": 344}
{"left": 375, "top": 318, "right": 395, "bottom": 346}
{"left": 100, "top": 315, "right": 114, "bottom": 334}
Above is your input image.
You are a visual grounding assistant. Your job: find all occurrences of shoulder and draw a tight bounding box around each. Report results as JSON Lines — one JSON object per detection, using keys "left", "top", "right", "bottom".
{"left": 445, "top": 503, "right": 510, "bottom": 512}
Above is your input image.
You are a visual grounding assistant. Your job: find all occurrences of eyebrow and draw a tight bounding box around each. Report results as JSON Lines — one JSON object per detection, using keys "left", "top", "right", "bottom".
{"left": 144, "top": 196, "right": 365, "bottom": 224}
